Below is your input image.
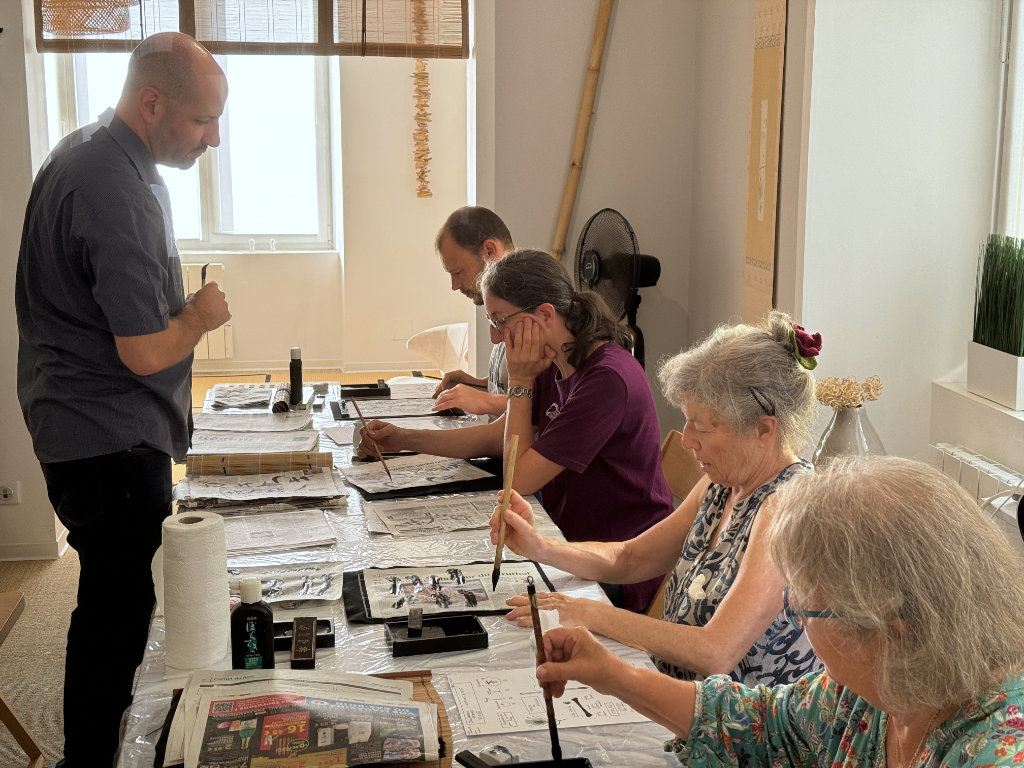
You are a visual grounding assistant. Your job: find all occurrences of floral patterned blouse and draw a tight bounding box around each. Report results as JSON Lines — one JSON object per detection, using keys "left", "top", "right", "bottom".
{"left": 666, "top": 668, "right": 1024, "bottom": 766}
{"left": 656, "top": 460, "right": 819, "bottom": 686}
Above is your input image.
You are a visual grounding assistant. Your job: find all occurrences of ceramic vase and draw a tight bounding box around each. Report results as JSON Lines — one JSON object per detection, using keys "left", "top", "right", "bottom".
{"left": 812, "top": 405, "right": 886, "bottom": 466}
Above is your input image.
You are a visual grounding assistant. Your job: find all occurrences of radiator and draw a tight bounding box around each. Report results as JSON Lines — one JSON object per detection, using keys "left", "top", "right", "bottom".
{"left": 180, "top": 263, "right": 233, "bottom": 360}
{"left": 931, "top": 443, "right": 1023, "bottom": 554}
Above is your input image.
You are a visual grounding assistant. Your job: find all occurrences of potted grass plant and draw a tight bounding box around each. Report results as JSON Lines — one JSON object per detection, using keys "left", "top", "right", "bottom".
{"left": 967, "top": 234, "right": 1024, "bottom": 410}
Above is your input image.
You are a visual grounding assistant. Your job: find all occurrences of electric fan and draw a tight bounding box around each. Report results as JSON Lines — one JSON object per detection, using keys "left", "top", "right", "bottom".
{"left": 573, "top": 208, "right": 661, "bottom": 368}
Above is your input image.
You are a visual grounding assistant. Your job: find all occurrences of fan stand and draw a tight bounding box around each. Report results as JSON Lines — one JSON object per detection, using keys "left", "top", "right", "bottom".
{"left": 626, "top": 293, "right": 646, "bottom": 369}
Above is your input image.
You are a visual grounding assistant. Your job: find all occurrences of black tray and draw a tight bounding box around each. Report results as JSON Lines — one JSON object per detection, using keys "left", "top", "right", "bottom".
{"left": 454, "top": 752, "right": 591, "bottom": 768}
{"left": 385, "top": 614, "right": 487, "bottom": 657}
{"left": 339, "top": 380, "right": 391, "bottom": 398}
{"left": 272, "top": 619, "right": 334, "bottom": 651}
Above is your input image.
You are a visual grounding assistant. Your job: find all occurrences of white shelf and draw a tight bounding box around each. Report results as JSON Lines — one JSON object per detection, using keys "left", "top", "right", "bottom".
{"left": 930, "top": 381, "right": 1024, "bottom": 474}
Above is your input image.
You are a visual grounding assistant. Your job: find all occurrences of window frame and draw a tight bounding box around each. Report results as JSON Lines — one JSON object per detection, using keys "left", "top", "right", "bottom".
{"left": 46, "top": 51, "right": 336, "bottom": 252}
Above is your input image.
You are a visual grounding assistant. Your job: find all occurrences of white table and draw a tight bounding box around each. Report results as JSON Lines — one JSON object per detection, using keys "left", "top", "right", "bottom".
{"left": 116, "top": 390, "right": 676, "bottom": 767}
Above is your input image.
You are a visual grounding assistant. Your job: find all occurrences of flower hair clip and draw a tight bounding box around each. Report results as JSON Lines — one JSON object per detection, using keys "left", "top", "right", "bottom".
{"left": 789, "top": 323, "right": 822, "bottom": 370}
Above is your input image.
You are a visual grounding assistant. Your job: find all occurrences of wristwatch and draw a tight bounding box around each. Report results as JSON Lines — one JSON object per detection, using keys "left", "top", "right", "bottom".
{"left": 507, "top": 384, "right": 533, "bottom": 399}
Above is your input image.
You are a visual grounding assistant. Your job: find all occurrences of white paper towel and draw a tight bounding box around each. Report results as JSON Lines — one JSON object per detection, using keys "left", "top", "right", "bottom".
{"left": 162, "top": 511, "right": 230, "bottom": 670}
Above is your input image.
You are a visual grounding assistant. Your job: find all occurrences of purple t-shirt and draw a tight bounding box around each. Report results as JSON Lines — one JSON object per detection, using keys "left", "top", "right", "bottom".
{"left": 531, "top": 343, "right": 674, "bottom": 612}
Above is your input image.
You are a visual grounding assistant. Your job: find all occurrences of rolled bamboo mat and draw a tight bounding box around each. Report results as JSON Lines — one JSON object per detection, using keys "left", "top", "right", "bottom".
{"left": 185, "top": 451, "right": 334, "bottom": 476}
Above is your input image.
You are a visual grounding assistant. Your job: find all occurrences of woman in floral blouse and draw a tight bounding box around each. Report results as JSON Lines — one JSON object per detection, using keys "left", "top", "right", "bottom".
{"left": 494, "top": 311, "right": 823, "bottom": 687}
{"left": 535, "top": 456, "right": 1024, "bottom": 767}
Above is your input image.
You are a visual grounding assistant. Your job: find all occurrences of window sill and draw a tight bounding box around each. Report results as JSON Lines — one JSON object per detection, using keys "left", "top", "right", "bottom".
{"left": 179, "top": 249, "right": 339, "bottom": 258}
{"left": 929, "top": 381, "right": 1024, "bottom": 473}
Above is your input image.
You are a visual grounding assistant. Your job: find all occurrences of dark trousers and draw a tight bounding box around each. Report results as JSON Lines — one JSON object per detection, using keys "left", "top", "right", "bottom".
{"left": 41, "top": 445, "right": 172, "bottom": 767}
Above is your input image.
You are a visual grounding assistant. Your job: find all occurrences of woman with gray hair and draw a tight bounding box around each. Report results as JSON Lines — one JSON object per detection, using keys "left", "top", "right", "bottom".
{"left": 494, "top": 310, "right": 822, "bottom": 686}
{"left": 534, "top": 456, "right": 1024, "bottom": 766}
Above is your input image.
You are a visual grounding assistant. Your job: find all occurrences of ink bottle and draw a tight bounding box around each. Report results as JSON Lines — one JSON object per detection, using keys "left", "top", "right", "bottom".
{"left": 289, "top": 347, "right": 303, "bottom": 406}
{"left": 231, "top": 578, "right": 275, "bottom": 669}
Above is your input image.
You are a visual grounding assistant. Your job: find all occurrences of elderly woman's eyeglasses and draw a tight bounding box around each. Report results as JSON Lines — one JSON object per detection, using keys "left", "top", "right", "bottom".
{"left": 487, "top": 306, "right": 537, "bottom": 333}
{"left": 748, "top": 386, "right": 776, "bottom": 417}
{"left": 783, "top": 586, "right": 837, "bottom": 630}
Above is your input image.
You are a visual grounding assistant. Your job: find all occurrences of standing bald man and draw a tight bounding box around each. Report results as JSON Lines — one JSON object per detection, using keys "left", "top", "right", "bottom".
{"left": 16, "top": 33, "right": 230, "bottom": 766}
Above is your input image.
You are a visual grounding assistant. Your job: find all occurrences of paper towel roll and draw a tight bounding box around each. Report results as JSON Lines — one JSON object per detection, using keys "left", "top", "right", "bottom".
{"left": 162, "top": 511, "right": 230, "bottom": 670}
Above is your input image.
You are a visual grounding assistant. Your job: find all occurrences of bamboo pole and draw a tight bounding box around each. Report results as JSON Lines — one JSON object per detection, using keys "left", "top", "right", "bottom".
{"left": 551, "top": 0, "right": 615, "bottom": 261}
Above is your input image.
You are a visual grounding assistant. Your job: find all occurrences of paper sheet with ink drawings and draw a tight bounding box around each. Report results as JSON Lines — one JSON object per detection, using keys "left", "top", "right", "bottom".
{"left": 448, "top": 667, "right": 649, "bottom": 736}
{"left": 361, "top": 561, "right": 544, "bottom": 620}
{"left": 340, "top": 454, "right": 492, "bottom": 495}
{"left": 362, "top": 491, "right": 543, "bottom": 537}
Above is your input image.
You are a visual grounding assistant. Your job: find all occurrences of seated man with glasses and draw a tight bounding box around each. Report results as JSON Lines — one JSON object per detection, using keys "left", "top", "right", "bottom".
{"left": 359, "top": 249, "right": 673, "bottom": 612}
{"left": 532, "top": 456, "right": 1024, "bottom": 766}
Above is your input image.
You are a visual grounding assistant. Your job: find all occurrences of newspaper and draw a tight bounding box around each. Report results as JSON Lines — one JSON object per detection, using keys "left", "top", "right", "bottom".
{"left": 210, "top": 383, "right": 277, "bottom": 408}
{"left": 175, "top": 468, "right": 348, "bottom": 508}
{"left": 165, "top": 669, "right": 435, "bottom": 768}
{"left": 188, "top": 429, "right": 319, "bottom": 455}
{"left": 359, "top": 561, "right": 546, "bottom": 620}
{"left": 193, "top": 412, "right": 314, "bottom": 432}
{"left": 222, "top": 509, "right": 337, "bottom": 555}
{"left": 341, "top": 398, "right": 442, "bottom": 419}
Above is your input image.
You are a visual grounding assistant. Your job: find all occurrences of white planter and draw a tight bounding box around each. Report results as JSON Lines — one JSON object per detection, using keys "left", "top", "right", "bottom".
{"left": 967, "top": 340, "right": 1024, "bottom": 411}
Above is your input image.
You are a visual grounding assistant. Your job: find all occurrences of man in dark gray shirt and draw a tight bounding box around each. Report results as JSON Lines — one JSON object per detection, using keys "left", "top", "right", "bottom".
{"left": 430, "top": 206, "right": 515, "bottom": 416}
{"left": 16, "top": 32, "right": 230, "bottom": 767}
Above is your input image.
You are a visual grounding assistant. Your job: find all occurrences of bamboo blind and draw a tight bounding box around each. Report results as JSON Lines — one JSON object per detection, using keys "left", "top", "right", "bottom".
{"left": 35, "top": 0, "right": 468, "bottom": 58}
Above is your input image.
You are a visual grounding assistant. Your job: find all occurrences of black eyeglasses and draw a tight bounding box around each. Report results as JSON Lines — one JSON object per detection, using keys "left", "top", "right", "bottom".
{"left": 783, "top": 586, "right": 838, "bottom": 631}
{"left": 486, "top": 305, "right": 538, "bottom": 333}
{"left": 748, "top": 386, "right": 776, "bottom": 417}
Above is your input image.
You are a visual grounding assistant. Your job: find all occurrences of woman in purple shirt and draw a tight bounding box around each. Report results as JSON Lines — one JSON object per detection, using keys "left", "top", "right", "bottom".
{"left": 360, "top": 249, "right": 673, "bottom": 611}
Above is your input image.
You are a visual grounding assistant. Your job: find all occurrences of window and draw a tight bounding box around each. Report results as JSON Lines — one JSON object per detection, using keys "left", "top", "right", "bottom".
{"left": 44, "top": 51, "right": 335, "bottom": 251}
{"left": 997, "top": 0, "right": 1024, "bottom": 236}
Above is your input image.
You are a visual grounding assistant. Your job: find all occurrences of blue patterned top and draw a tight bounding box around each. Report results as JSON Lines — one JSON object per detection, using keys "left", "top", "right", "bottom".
{"left": 655, "top": 460, "right": 819, "bottom": 686}
{"left": 666, "top": 668, "right": 1024, "bottom": 766}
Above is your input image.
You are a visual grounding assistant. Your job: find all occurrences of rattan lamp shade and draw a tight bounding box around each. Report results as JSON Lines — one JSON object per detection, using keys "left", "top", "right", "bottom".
{"left": 35, "top": 0, "right": 467, "bottom": 57}
{"left": 41, "top": 0, "right": 135, "bottom": 36}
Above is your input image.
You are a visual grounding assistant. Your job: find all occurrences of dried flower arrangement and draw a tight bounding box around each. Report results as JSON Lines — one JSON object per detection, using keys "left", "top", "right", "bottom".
{"left": 816, "top": 375, "right": 883, "bottom": 409}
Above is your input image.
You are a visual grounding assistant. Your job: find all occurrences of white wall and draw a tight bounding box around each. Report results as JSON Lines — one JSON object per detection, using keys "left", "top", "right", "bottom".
{"left": 0, "top": 0, "right": 63, "bottom": 559}
{"left": 802, "top": 0, "right": 1001, "bottom": 460}
{"left": 338, "top": 57, "right": 472, "bottom": 371}
{"left": 489, "top": 0, "right": 696, "bottom": 434}
{"left": 689, "top": 2, "right": 755, "bottom": 342}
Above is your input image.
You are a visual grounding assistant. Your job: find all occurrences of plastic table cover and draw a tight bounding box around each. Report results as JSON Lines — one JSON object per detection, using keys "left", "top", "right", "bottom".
{"left": 115, "top": 391, "right": 678, "bottom": 767}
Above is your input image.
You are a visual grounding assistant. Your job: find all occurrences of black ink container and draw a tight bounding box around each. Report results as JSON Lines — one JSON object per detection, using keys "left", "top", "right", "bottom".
{"left": 231, "top": 578, "right": 275, "bottom": 669}
{"left": 289, "top": 346, "right": 303, "bottom": 406}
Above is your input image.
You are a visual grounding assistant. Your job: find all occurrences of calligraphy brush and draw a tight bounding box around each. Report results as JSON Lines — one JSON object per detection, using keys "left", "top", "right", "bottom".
{"left": 349, "top": 398, "right": 393, "bottom": 481}
{"left": 528, "top": 576, "right": 562, "bottom": 762}
{"left": 491, "top": 433, "right": 519, "bottom": 590}
{"left": 201, "top": 262, "right": 210, "bottom": 286}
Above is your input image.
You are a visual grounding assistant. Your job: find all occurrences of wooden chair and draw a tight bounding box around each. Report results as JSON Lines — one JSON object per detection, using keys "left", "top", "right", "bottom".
{"left": 644, "top": 430, "right": 703, "bottom": 618}
{"left": 0, "top": 592, "right": 45, "bottom": 768}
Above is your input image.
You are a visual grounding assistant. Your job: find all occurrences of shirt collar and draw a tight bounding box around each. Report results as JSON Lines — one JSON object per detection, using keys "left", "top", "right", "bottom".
{"left": 104, "top": 109, "right": 164, "bottom": 188}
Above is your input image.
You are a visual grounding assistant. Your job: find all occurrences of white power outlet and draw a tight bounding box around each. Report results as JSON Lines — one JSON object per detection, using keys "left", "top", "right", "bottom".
{"left": 0, "top": 481, "right": 21, "bottom": 505}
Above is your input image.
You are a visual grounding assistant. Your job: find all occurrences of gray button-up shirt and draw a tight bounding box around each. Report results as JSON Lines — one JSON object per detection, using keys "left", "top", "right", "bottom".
{"left": 17, "top": 110, "right": 191, "bottom": 462}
